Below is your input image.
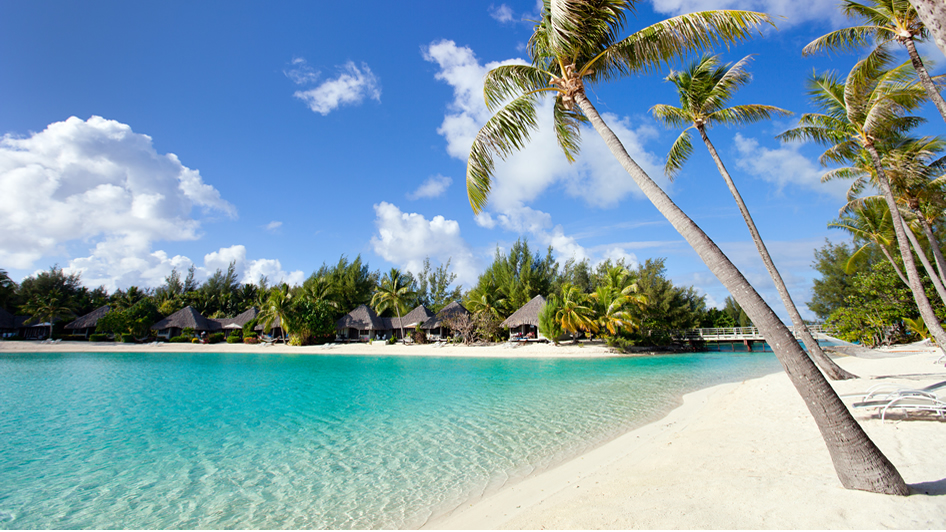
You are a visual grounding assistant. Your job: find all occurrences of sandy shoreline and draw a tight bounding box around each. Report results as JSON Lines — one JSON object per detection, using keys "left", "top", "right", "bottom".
{"left": 429, "top": 346, "right": 946, "bottom": 529}
{"left": 3, "top": 340, "right": 944, "bottom": 529}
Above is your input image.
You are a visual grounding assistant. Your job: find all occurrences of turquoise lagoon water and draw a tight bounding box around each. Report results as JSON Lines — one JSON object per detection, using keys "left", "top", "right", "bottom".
{"left": 0, "top": 351, "right": 782, "bottom": 529}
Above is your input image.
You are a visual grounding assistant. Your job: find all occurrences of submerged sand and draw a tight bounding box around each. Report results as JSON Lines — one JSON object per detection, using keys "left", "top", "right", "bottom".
{"left": 3, "top": 339, "right": 944, "bottom": 528}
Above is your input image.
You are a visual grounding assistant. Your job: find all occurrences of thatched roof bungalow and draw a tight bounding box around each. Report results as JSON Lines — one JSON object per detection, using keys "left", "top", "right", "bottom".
{"left": 501, "top": 295, "right": 547, "bottom": 341}
{"left": 65, "top": 305, "right": 111, "bottom": 338}
{"left": 151, "top": 306, "right": 219, "bottom": 339}
{"left": 336, "top": 304, "right": 385, "bottom": 341}
{"left": 422, "top": 301, "right": 470, "bottom": 339}
{"left": 382, "top": 304, "right": 436, "bottom": 339}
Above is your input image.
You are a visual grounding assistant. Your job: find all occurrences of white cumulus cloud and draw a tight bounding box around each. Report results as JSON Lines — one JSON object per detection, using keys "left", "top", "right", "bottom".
{"left": 292, "top": 60, "right": 381, "bottom": 115}
{"left": 489, "top": 4, "right": 515, "bottom": 23}
{"left": 0, "top": 116, "right": 234, "bottom": 271}
{"left": 647, "top": 0, "right": 845, "bottom": 27}
{"left": 407, "top": 174, "right": 453, "bottom": 200}
{"left": 370, "top": 202, "right": 479, "bottom": 288}
{"left": 733, "top": 134, "right": 849, "bottom": 199}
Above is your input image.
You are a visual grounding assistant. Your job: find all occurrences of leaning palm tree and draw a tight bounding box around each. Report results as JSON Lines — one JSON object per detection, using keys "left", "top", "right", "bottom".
{"left": 650, "top": 54, "right": 854, "bottom": 380}
{"left": 468, "top": 0, "right": 907, "bottom": 494}
{"left": 803, "top": 0, "right": 946, "bottom": 123}
{"left": 371, "top": 268, "right": 416, "bottom": 341}
{"left": 829, "top": 197, "right": 909, "bottom": 284}
{"left": 778, "top": 56, "right": 946, "bottom": 356}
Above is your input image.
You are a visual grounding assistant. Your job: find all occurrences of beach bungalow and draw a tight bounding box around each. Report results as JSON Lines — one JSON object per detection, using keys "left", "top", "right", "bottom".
{"left": 421, "top": 301, "right": 471, "bottom": 340}
{"left": 64, "top": 305, "right": 111, "bottom": 339}
{"left": 213, "top": 307, "right": 259, "bottom": 337}
{"left": 151, "top": 306, "right": 220, "bottom": 339}
{"left": 501, "top": 295, "right": 547, "bottom": 342}
{"left": 384, "top": 304, "right": 436, "bottom": 340}
{"left": 336, "top": 304, "right": 385, "bottom": 341}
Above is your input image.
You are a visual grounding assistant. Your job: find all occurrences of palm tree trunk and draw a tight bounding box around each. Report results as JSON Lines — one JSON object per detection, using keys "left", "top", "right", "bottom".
{"left": 903, "top": 38, "right": 946, "bottom": 124}
{"left": 868, "top": 144, "right": 946, "bottom": 350}
{"left": 577, "top": 92, "right": 908, "bottom": 495}
{"left": 917, "top": 216, "right": 946, "bottom": 286}
{"left": 698, "top": 127, "right": 856, "bottom": 380}
{"left": 878, "top": 243, "right": 911, "bottom": 286}
{"left": 901, "top": 212, "right": 946, "bottom": 305}
{"left": 908, "top": 0, "right": 946, "bottom": 56}
{"left": 397, "top": 306, "right": 405, "bottom": 342}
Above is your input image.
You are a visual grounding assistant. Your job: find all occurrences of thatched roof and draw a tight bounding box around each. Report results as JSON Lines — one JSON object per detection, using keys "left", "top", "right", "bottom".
{"left": 152, "top": 306, "right": 219, "bottom": 332}
{"left": 501, "top": 295, "right": 546, "bottom": 328}
{"left": 214, "top": 307, "right": 259, "bottom": 330}
{"left": 336, "top": 304, "right": 384, "bottom": 330}
{"left": 0, "top": 307, "right": 14, "bottom": 329}
{"left": 386, "top": 304, "right": 435, "bottom": 330}
{"left": 65, "top": 305, "right": 111, "bottom": 330}
{"left": 422, "top": 301, "right": 470, "bottom": 329}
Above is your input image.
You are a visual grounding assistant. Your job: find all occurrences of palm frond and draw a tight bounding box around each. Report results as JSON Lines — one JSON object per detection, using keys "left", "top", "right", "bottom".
{"left": 709, "top": 104, "right": 792, "bottom": 127}
{"left": 553, "top": 94, "right": 587, "bottom": 162}
{"left": 466, "top": 93, "right": 540, "bottom": 213}
{"left": 802, "top": 26, "right": 883, "bottom": 56}
{"left": 483, "top": 64, "right": 554, "bottom": 111}
{"left": 649, "top": 103, "right": 690, "bottom": 128}
{"left": 664, "top": 129, "right": 694, "bottom": 179}
{"left": 598, "top": 10, "right": 773, "bottom": 79}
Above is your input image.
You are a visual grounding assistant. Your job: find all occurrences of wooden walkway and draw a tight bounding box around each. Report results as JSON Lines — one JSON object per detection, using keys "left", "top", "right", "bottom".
{"left": 672, "top": 325, "right": 834, "bottom": 343}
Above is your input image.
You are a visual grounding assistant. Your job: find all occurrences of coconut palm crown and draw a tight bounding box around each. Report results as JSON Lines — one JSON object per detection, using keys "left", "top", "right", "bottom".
{"left": 650, "top": 54, "right": 791, "bottom": 177}
{"left": 466, "top": 1, "right": 774, "bottom": 211}
{"left": 802, "top": 0, "right": 946, "bottom": 123}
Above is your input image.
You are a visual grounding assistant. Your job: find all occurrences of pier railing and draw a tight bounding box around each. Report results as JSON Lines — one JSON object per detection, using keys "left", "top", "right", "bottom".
{"left": 672, "top": 325, "right": 834, "bottom": 342}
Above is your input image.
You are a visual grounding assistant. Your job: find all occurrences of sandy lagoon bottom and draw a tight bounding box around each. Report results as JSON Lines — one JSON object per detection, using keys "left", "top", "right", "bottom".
{"left": 0, "top": 347, "right": 782, "bottom": 529}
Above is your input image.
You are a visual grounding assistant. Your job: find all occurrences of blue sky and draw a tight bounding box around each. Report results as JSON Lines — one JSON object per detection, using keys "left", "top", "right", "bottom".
{"left": 1, "top": 0, "right": 944, "bottom": 321}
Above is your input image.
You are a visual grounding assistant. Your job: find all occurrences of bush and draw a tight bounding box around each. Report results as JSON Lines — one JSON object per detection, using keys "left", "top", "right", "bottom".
{"left": 208, "top": 332, "right": 225, "bottom": 344}
{"left": 226, "top": 336, "right": 241, "bottom": 344}
{"left": 120, "top": 334, "right": 134, "bottom": 343}
{"left": 170, "top": 336, "right": 188, "bottom": 343}
{"left": 89, "top": 333, "right": 108, "bottom": 342}
{"left": 244, "top": 332, "right": 258, "bottom": 339}
{"left": 243, "top": 337, "right": 258, "bottom": 344}
{"left": 191, "top": 338, "right": 200, "bottom": 344}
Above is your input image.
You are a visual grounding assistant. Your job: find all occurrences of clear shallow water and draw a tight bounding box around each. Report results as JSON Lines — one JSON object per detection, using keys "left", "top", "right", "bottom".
{"left": 0, "top": 351, "right": 781, "bottom": 529}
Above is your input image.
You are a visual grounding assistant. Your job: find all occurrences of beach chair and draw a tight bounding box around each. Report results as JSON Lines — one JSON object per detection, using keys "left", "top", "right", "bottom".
{"left": 849, "top": 380, "right": 946, "bottom": 421}
{"left": 875, "top": 395, "right": 946, "bottom": 421}
{"left": 843, "top": 380, "right": 946, "bottom": 403}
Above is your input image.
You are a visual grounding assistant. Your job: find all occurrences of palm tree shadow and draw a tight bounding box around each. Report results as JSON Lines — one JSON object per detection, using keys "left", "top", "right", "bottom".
{"left": 910, "top": 479, "right": 946, "bottom": 496}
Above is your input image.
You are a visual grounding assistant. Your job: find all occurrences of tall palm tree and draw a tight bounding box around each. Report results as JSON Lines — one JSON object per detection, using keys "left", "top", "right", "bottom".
{"left": 650, "top": 54, "right": 854, "bottom": 380}
{"left": 371, "top": 268, "right": 416, "bottom": 341}
{"left": 259, "top": 284, "right": 292, "bottom": 342}
{"left": 803, "top": 0, "right": 946, "bottom": 123}
{"left": 467, "top": 0, "right": 907, "bottom": 494}
{"left": 23, "top": 290, "right": 74, "bottom": 340}
{"left": 466, "top": 281, "right": 508, "bottom": 321}
{"left": 556, "top": 283, "right": 598, "bottom": 342}
{"left": 778, "top": 56, "right": 946, "bottom": 356}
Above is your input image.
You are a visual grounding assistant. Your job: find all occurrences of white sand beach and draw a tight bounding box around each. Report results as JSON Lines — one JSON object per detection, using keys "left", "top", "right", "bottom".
{"left": 3, "top": 340, "right": 944, "bottom": 529}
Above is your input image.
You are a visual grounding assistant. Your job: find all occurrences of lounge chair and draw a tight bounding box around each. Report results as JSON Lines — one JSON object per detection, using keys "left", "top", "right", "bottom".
{"left": 849, "top": 380, "right": 946, "bottom": 421}
{"left": 843, "top": 380, "right": 946, "bottom": 403}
